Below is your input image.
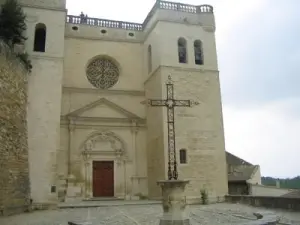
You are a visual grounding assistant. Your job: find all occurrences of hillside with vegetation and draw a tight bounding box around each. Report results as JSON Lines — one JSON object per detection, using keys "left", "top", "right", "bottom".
{"left": 262, "top": 176, "right": 300, "bottom": 189}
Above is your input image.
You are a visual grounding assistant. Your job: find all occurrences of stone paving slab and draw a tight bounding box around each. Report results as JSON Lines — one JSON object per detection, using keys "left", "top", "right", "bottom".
{"left": 0, "top": 203, "right": 300, "bottom": 225}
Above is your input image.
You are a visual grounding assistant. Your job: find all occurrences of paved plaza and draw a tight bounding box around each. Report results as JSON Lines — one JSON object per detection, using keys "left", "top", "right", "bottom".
{"left": 1, "top": 202, "right": 300, "bottom": 225}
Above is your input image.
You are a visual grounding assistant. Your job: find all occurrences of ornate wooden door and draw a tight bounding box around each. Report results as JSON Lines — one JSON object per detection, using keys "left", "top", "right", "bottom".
{"left": 92, "top": 161, "right": 114, "bottom": 197}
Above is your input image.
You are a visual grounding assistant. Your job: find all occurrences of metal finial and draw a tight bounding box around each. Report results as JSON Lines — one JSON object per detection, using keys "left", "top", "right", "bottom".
{"left": 167, "top": 75, "right": 173, "bottom": 84}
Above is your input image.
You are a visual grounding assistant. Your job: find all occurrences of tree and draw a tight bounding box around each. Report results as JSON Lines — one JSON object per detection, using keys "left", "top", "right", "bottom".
{"left": 0, "top": 0, "right": 32, "bottom": 72}
{"left": 262, "top": 176, "right": 300, "bottom": 189}
{"left": 0, "top": 0, "right": 27, "bottom": 47}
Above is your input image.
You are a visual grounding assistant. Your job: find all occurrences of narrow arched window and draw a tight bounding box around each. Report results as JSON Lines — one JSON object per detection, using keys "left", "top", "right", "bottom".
{"left": 33, "top": 23, "right": 47, "bottom": 52}
{"left": 148, "top": 45, "right": 152, "bottom": 74}
{"left": 194, "top": 40, "right": 203, "bottom": 65}
{"left": 178, "top": 38, "right": 187, "bottom": 63}
{"left": 179, "top": 149, "right": 187, "bottom": 164}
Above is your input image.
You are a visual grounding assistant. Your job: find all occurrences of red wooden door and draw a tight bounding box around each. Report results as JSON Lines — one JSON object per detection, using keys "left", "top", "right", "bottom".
{"left": 92, "top": 161, "right": 114, "bottom": 197}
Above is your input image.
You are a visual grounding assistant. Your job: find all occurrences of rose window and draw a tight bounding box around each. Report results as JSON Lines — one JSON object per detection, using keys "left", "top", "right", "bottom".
{"left": 86, "top": 58, "right": 119, "bottom": 89}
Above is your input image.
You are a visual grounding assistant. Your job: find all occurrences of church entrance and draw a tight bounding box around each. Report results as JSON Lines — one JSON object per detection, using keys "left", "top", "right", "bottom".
{"left": 92, "top": 161, "right": 114, "bottom": 197}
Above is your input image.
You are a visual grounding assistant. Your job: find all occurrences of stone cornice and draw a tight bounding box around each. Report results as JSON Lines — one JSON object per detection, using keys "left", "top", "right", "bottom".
{"left": 61, "top": 124, "right": 146, "bottom": 130}
{"left": 64, "top": 35, "right": 143, "bottom": 44}
{"left": 66, "top": 98, "right": 142, "bottom": 121}
{"left": 60, "top": 120, "right": 147, "bottom": 130}
{"left": 65, "top": 19, "right": 215, "bottom": 43}
{"left": 20, "top": 3, "right": 67, "bottom": 12}
{"left": 30, "top": 54, "right": 64, "bottom": 61}
{"left": 61, "top": 116, "right": 146, "bottom": 124}
{"left": 62, "top": 86, "right": 145, "bottom": 96}
{"left": 144, "top": 65, "right": 219, "bottom": 85}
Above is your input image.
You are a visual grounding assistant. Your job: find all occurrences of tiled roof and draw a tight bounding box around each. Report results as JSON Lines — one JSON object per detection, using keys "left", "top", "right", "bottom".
{"left": 227, "top": 165, "right": 258, "bottom": 182}
{"left": 226, "top": 151, "right": 258, "bottom": 182}
{"left": 226, "top": 151, "right": 253, "bottom": 166}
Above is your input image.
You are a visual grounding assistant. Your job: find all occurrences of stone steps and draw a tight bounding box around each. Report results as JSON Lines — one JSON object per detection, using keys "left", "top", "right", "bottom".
{"left": 82, "top": 197, "right": 122, "bottom": 201}
{"left": 58, "top": 200, "right": 161, "bottom": 209}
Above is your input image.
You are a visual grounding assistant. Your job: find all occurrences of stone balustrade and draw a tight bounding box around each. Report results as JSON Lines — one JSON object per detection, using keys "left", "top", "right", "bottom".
{"left": 66, "top": 16, "right": 143, "bottom": 31}
{"left": 159, "top": 1, "right": 213, "bottom": 13}
{"left": 66, "top": 0, "right": 213, "bottom": 31}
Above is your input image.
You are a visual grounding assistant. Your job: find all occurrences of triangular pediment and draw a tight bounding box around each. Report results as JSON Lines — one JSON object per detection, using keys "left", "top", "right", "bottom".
{"left": 66, "top": 98, "right": 142, "bottom": 119}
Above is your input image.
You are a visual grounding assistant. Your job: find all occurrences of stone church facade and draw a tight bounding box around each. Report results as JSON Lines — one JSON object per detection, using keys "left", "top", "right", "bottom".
{"left": 20, "top": 0, "right": 229, "bottom": 206}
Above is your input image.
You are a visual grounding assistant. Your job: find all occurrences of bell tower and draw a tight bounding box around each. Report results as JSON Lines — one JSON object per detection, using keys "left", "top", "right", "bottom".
{"left": 20, "top": 0, "right": 66, "bottom": 206}
{"left": 144, "top": 1, "right": 228, "bottom": 202}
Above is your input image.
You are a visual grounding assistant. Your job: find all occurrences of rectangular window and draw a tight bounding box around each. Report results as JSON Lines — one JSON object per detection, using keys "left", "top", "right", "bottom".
{"left": 179, "top": 149, "right": 187, "bottom": 164}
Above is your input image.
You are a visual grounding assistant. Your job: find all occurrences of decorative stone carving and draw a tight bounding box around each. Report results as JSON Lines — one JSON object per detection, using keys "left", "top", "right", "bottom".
{"left": 84, "top": 139, "right": 93, "bottom": 151}
{"left": 86, "top": 58, "right": 119, "bottom": 89}
{"left": 82, "top": 131, "right": 126, "bottom": 157}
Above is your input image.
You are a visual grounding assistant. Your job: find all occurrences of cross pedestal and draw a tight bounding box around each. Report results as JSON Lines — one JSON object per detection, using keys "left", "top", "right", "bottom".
{"left": 157, "top": 180, "right": 190, "bottom": 225}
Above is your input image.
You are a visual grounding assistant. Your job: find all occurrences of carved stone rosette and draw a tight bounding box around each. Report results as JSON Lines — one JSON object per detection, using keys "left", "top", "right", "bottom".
{"left": 86, "top": 58, "right": 119, "bottom": 89}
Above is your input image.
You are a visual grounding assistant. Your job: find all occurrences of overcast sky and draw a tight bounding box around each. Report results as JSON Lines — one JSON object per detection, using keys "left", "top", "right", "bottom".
{"left": 66, "top": 0, "right": 300, "bottom": 178}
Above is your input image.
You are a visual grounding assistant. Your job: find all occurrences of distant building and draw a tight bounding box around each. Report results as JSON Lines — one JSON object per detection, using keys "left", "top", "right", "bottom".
{"left": 226, "top": 151, "right": 261, "bottom": 195}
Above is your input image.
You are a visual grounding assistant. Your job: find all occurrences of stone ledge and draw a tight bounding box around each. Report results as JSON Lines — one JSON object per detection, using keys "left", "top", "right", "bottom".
{"left": 225, "top": 195, "right": 300, "bottom": 212}
{"left": 0, "top": 204, "right": 30, "bottom": 216}
{"left": 159, "top": 219, "right": 190, "bottom": 225}
{"left": 32, "top": 203, "right": 58, "bottom": 211}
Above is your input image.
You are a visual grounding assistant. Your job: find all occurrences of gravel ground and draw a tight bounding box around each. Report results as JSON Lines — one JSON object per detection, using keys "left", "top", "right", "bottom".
{"left": 0, "top": 203, "right": 299, "bottom": 225}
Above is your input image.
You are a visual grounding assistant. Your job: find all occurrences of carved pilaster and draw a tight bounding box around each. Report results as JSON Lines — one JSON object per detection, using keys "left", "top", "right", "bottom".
{"left": 130, "top": 120, "right": 139, "bottom": 134}
{"left": 83, "top": 152, "right": 91, "bottom": 198}
{"left": 130, "top": 120, "right": 139, "bottom": 176}
{"left": 68, "top": 117, "right": 76, "bottom": 132}
{"left": 67, "top": 117, "right": 76, "bottom": 176}
{"left": 130, "top": 120, "right": 140, "bottom": 195}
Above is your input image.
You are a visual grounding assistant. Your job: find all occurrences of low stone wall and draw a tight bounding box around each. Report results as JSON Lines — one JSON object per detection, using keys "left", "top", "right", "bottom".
{"left": 0, "top": 41, "right": 30, "bottom": 216}
{"left": 249, "top": 184, "right": 293, "bottom": 197}
{"left": 225, "top": 195, "right": 300, "bottom": 211}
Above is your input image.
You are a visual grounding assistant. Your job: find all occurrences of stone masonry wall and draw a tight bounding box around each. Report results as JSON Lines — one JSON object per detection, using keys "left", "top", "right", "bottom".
{"left": 0, "top": 41, "right": 30, "bottom": 216}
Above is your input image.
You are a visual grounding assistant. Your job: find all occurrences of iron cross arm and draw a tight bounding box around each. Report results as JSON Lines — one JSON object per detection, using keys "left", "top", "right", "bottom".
{"left": 148, "top": 75, "right": 199, "bottom": 107}
{"left": 148, "top": 98, "right": 199, "bottom": 108}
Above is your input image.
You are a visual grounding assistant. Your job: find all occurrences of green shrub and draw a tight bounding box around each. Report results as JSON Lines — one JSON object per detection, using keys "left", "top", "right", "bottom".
{"left": 200, "top": 189, "right": 208, "bottom": 205}
{"left": 134, "top": 193, "right": 148, "bottom": 200}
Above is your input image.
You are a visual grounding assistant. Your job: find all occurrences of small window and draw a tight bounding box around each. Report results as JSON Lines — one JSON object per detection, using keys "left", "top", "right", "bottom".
{"left": 179, "top": 149, "right": 187, "bottom": 164}
{"left": 128, "top": 32, "right": 134, "bottom": 37}
{"left": 33, "top": 23, "right": 47, "bottom": 52}
{"left": 178, "top": 37, "right": 187, "bottom": 63}
{"left": 50, "top": 185, "right": 56, "bottom": 193}
{"left": 101, "top": 29, "right": 107, "bottom": 34}
{"left": 194, "top": 40, "right": 203, "bottom": 65}
{"left": 148, "top": 45, "right": 152, "bottom": 74}
{"left": 72, "top": 26, "right": 78, "bottom": 31}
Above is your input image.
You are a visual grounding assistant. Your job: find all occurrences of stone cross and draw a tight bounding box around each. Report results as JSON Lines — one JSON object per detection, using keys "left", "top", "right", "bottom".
{"left": 147, "top": 75, "right": 199, "bottom": 180}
